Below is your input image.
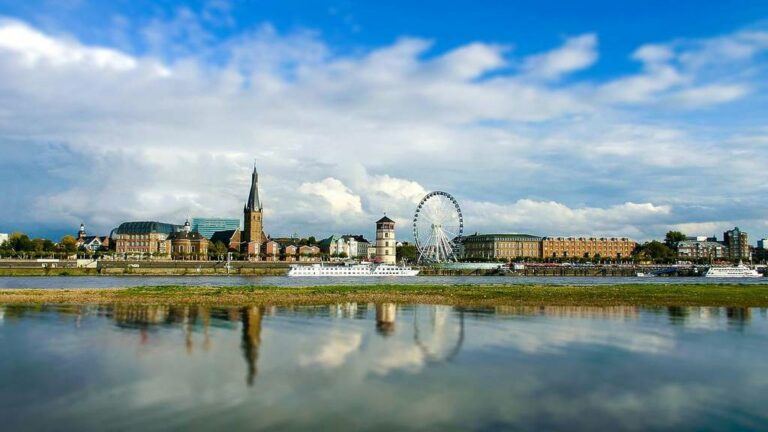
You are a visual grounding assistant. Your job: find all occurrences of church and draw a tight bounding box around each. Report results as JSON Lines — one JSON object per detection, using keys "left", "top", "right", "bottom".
{"left": 241, "top": 163, "right": 267, "bottom": 259}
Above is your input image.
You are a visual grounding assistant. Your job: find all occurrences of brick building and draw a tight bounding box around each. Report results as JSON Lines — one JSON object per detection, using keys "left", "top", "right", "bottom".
{"left": 677, "top": 238, "right": 728, "bottom": 260}
{"left": 723, "top": 227, "right": 749, "bottom": 261}
{"left": 112, "top": 221, "right": 180, "bottom": 258}
{"left": 541, "top": 237, "right": 636, "bottom": 259}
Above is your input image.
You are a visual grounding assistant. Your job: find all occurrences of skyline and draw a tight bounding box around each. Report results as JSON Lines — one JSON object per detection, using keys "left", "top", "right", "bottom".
{"left": 2, "top": 1, "right": 768, "bottom": 241}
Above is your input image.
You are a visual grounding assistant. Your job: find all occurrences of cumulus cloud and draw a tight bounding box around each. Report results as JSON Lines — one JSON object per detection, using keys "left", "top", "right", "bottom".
{"left": 1, "top": 16, "right": 767, "bottom": 241}
{"left": 299, "top": 178, "right": 363, "bottom": 216}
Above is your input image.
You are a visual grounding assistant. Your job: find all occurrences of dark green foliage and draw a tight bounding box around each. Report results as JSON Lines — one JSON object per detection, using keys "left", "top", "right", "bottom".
{"left": 637, "top": 240, "right": 676, "bottom": 263}
{"left": 664, "top": 231, "right": 687, "bottom": 250}
{"left": 396, "top": 244, "right": 417, "bottom": 262}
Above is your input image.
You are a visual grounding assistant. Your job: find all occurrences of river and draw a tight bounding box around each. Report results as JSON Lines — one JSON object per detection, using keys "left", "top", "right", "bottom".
{"left": 0, "top": 302, "right": 766, "bottom": 430}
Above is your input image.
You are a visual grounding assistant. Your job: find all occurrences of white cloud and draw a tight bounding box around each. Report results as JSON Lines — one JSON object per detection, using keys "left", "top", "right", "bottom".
{"left": 599, "top": 62, "right": 686, "bottom": 103}
{"left": 0, "top": 19, "right": 139, "bottom": 71}
{"left": 521, "top": 33, "right": 598, "bottom": 80}
{"left": 678, "top": 30, "right": 768, "bottom": 68}
{"left": 299, "top": 331, "right": 362, "bottom": 368}
{"left": 433, "top": 42, "right": 508, "bottom": 80}
{"left": 367, "top": 175, "right": 427, "bottom": 204}
{"left": 1, "top": 19, "right": 767, "bottom": 240}
{"left": 299, "top": 178, "right": 363, "bottom": 216}
{"left": 599, "top": 30, "right": 768, "bottom": 107}
{"left": 465, "top": 200, "right": 671, "bottom": 238}
{"left": 670, "top": 84, "right": 749, "bottom": 107}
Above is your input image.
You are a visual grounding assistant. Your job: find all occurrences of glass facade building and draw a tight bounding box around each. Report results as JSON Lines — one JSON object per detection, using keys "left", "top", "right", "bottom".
{"left": 191, "top": 218, "right": 240, "bottom": 239}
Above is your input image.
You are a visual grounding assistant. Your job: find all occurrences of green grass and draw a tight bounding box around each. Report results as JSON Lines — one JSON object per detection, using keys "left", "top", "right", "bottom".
{"left": 1, "top": 283, "right": 768, "bottom": 307}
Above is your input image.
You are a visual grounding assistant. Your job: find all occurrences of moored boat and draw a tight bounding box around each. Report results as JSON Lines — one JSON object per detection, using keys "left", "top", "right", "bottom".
{"left": 288, "top": 262, "right": 419, "bottom": 277}
{"left": 704, "top": 263, "right": 761, "bottom": 278}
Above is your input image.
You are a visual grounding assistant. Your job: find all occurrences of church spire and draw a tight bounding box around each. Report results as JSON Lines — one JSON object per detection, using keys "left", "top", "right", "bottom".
{"left": 246, "top": 162, "right": 261, "bottom": 211}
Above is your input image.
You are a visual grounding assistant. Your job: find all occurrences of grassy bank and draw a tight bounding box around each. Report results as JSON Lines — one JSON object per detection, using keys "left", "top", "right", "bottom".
{"left": 1, "top": 284, "right": 768, "bottom": 307}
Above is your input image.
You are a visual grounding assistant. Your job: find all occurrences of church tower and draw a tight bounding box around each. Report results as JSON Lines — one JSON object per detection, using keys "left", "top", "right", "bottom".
{"left": 243, "top": 163, "right": 263, "bottom": 257}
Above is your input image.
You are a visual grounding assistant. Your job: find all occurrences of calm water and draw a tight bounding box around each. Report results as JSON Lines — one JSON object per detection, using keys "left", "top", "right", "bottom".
{"left": 3, "top": 275, "right": 768, "bottom": 288}
{"left": 1, "top": 303, "right": 767, "bottom": 431}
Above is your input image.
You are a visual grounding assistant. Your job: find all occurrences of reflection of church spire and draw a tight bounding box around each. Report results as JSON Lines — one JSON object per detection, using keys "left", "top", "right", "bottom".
{"left": 241, "top": 306, "right": 263, "bottom": 386}
{"left": 375, "top": 303, "right": 397, "bottom": 336}
{"left": 199, "top": 306, "right": 211, "bottom": 352}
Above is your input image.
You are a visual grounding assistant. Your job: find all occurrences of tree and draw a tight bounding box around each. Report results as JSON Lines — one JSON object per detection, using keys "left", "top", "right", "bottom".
{"left": 664, "top": 231, "right": 687, "bottom": 250}
{"left": 210, "top": 241, "right": 228, "bottom": 259}
{"left": 9, "top": 232, "right": 33, "bottom": 252}
{"left": 637, "top": 241, "right": 676, "bottom": 263}
{"left": 397, "top": 244, "right": 418, "bottom": 263}
{"left": 42, "top": 239, "right": 56, "bottom": 252}
{"left": 59, "top": 235, "right": 78, "bottom": 254}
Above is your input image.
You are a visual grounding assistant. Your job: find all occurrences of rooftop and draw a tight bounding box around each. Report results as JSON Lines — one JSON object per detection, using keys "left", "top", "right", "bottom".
{"left": 113, "top": 221, "right": 180, "bottom": 235}
{"left": 464, "top": 233, "right": 542, "bottom": 241}
{"left": 168, "top": 231, "right": 206, "bottom": 240}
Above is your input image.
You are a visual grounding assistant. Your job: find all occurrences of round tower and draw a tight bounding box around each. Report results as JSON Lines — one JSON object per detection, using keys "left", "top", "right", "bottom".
{"left": 375, "top": 216, "right": 396, "bottom": 265}
{"left": 78, "top": 223, "right": 86, "bottom": 240}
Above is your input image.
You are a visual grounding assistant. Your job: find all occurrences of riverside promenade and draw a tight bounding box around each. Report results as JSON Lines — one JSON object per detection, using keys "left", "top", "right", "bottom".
{"left": 0, "top": 259, "right": 736, "bottom": 277}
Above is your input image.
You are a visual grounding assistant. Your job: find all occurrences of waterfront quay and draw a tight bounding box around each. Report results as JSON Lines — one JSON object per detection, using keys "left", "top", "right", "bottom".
{"left": 0, "top": 259, "right": 290, "bottom": 276}
{"left": 0, "top": 259, "right": 728, "bottom": 277}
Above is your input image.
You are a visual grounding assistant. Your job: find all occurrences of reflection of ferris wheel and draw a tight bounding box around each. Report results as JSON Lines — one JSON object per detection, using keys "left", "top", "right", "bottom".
{"left": 413, "top": 191, "right": 463, "bottom": 263}
{"left": 413, "top": 306, "right": 465, "bottom": 364}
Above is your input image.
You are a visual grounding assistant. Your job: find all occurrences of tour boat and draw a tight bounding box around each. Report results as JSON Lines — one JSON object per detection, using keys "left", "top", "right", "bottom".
{"left": 288, "top": 262, "right": 419, "bottom": 277}
{"left": 704, "top": 263, "right": 762, "bottom": 278}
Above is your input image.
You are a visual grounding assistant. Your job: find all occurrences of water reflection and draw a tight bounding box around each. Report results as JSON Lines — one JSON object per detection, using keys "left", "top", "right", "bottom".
{"left": 375, "top": 303, "right": 397, "bottom": 336}
{"left": 2, "top": 303, "right": 768, "bottom": 431}
{"left": 414, "top": 306, "right": 464, "bottom": 363}
{"left": 241, "top": 307, "right": 262, "bottom": 386}
{"left": 26, "top": 303, "right": 760, "bottom": 379}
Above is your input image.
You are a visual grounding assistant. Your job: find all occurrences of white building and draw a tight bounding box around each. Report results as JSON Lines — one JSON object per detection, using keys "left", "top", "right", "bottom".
{"left": 0, "top": 233, "right": 8, "bottom": 245}
{"left": 375, "top": 216, "right": 396, "bottom": 264}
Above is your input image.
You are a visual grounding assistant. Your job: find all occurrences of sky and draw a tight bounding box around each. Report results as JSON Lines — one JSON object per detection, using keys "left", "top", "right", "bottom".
{"left": 1, "top": 0, "right": 768, "bottom": 242}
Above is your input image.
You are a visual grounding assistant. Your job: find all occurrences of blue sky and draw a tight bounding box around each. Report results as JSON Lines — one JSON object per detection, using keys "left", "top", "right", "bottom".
{"left": 1, "top": 0, "right": 768, "bottom": 242}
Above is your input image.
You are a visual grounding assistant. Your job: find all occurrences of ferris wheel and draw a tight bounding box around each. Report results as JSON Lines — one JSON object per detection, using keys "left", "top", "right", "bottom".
{"left": 413, "top": 191, "right": 464, "bottom": 263}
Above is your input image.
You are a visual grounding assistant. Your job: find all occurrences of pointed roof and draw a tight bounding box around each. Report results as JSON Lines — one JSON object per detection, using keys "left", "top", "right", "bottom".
{"left": 376, "top": 216, "right": 395, "bottom": 224}
{"left": 245, "top": 163, "right": 261, "bottom": 210}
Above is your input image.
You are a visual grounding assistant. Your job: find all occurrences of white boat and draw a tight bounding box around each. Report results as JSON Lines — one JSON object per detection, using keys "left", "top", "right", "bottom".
{"left": 288, "top": 262, "right": 419, "bottom": 277}
{"left": 704, "top": 263, "right": 762, "bottom": 278}
{"left": 636, "top": 272, "right": 656, "bottom": 278}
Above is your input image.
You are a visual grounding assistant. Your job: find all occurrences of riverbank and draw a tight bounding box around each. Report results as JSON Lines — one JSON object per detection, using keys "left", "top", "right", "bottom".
{"left": 2, "top": 284, "right": 768, "bottom": 307}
